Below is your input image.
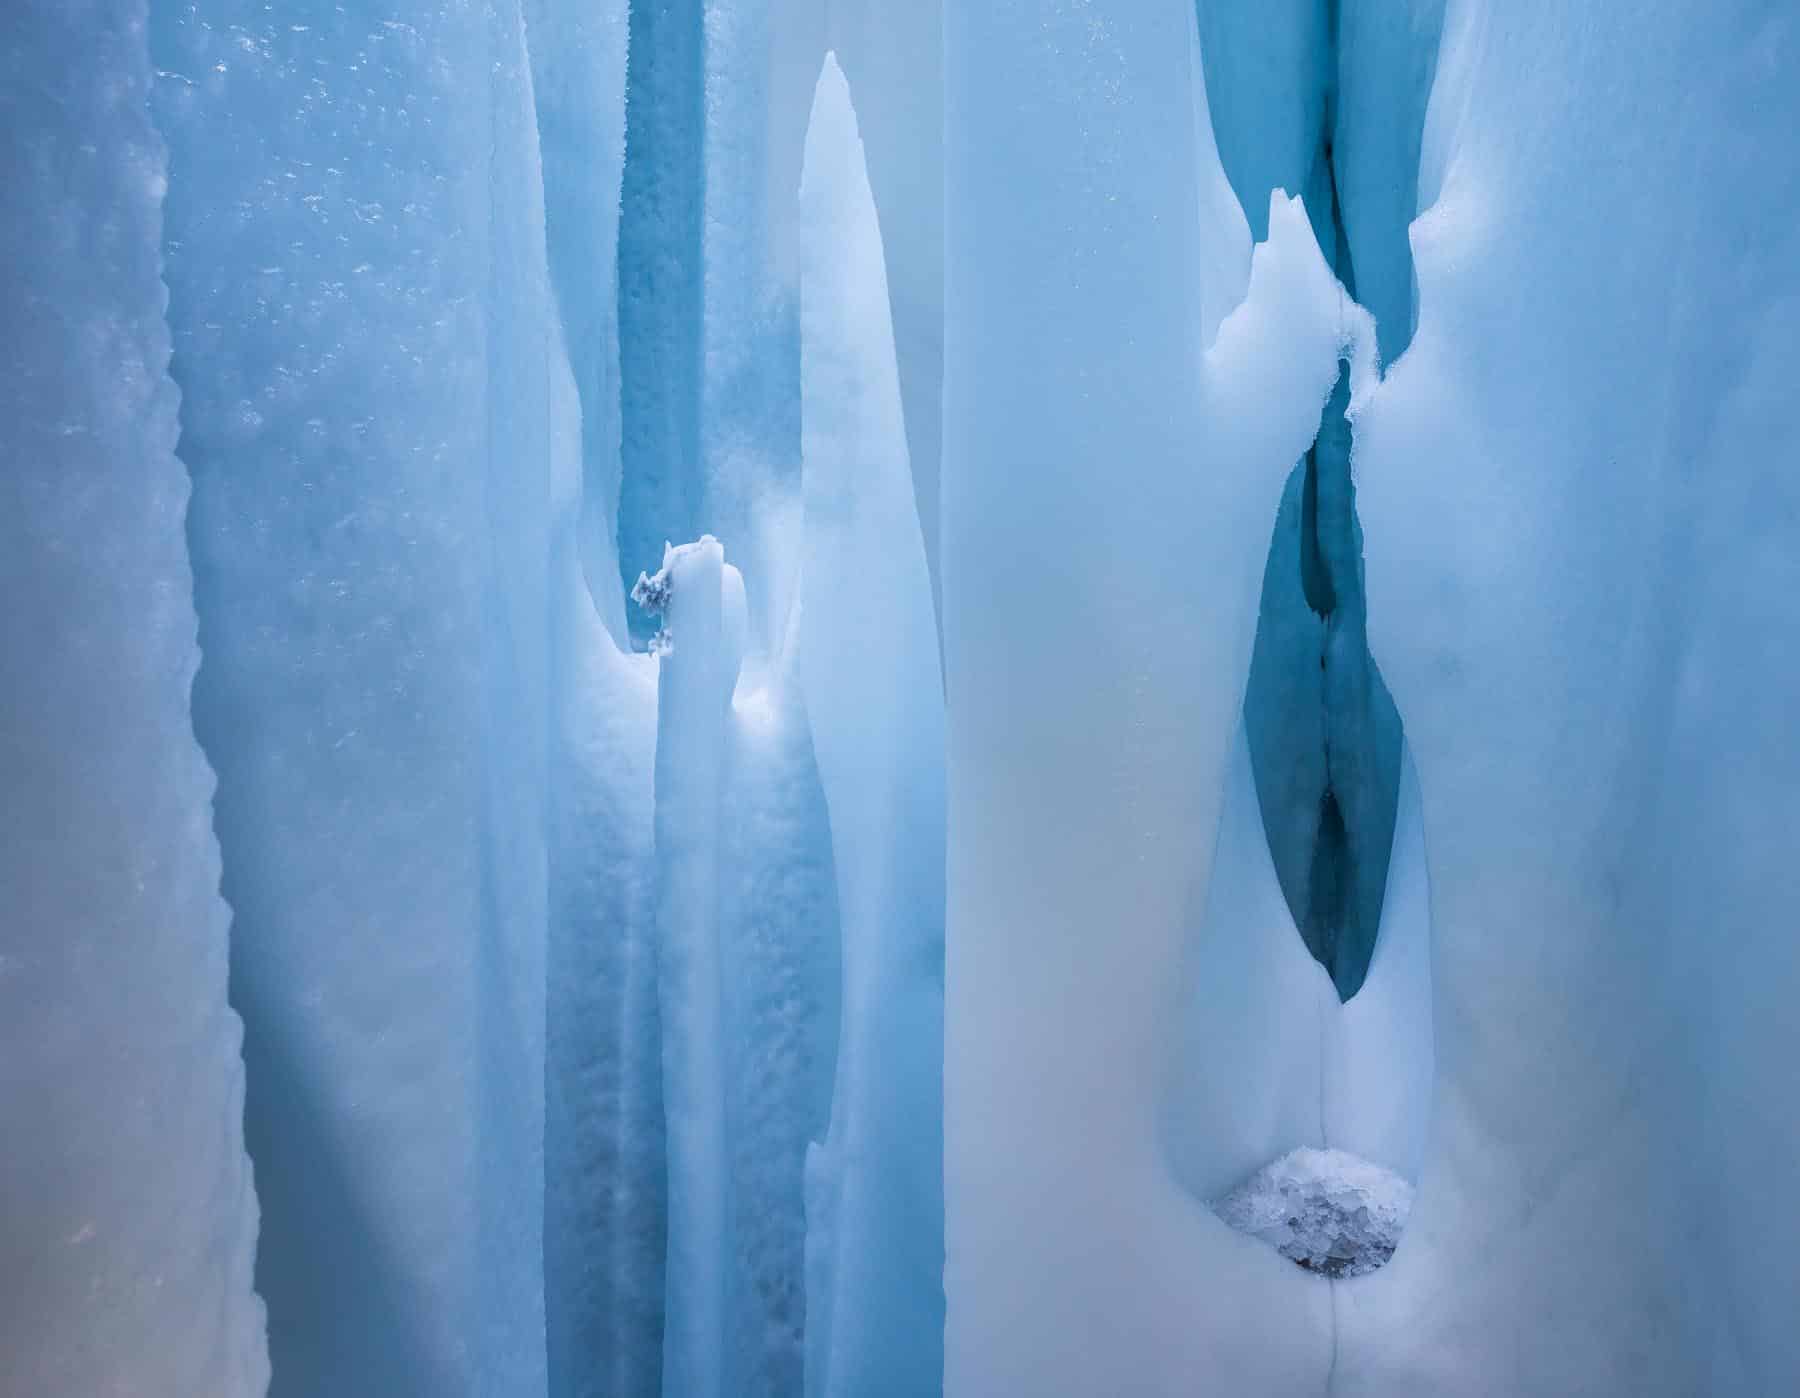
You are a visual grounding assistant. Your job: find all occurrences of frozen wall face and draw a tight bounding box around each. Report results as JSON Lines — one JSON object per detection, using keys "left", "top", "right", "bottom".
{"left": 1340, "top": 2, "right": 1800, "bottom": 1394}
{"left": 0, "top": 5, "right": 268, "bottom": 1395}
{"left": 151, "top": 3, "right": 561, "bottom": 1393}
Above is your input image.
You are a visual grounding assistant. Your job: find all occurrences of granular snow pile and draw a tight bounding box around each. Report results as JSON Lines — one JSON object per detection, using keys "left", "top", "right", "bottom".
{"left": 1213, "top": 1146, "right": 1414, "bottom": 1279}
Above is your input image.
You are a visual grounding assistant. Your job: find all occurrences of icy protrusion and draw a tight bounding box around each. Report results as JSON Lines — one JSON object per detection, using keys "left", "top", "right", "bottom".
{"left": 1215, "top": 1148, "right": 1413, "bottom": 1279}
{"left": 798, "top": 55, "right": 947, "bottom": 1398}
{"left": 652, "top": 536, "right": 746, "bottom": 1398}
{"left": 0, "top": 6, "right": 267, "bottom": 1393}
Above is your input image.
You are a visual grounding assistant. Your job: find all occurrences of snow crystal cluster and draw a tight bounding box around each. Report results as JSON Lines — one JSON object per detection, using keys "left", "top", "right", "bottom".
{"left": 1215, "top": 1148, "right": 1414, "bottom": 1279}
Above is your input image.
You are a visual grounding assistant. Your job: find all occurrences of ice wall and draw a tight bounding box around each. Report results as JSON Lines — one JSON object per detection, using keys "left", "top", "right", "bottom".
{"left": 1340, "top": 3, "right": 1800, "bottom": 1393}
{"left": 942, "top": 4, "right": 1365, "bottom": 1392}
{"left": 0, "top": 5, "right": 268, "bottom": 1394}
{"left": 151, "top": 4, "right": 562, "bottom": 1392}
{"left": 799, "top": 57, "right": 947, "bottom": 1398}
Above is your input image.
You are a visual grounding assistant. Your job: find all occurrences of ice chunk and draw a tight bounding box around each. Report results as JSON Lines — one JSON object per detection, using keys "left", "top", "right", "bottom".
{"left": 798, "top": 55, "right": 947, "bottom": 1398}
{"left": 1215, "top": 1148, "right": 1413, "bottom": 1279}
{"left": 0, "top": 5, "right": 266, "bottom": 1392}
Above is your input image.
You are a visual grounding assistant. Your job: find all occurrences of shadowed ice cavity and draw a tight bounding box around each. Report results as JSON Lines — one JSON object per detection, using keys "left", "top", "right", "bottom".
{"left": 1201, "top": 0, "right": 1444, "bottom": 999}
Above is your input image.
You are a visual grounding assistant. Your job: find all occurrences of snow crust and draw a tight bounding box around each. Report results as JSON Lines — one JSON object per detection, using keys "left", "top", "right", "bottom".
{"left": 1215, "top": 1148, "right": 1413, "bottom": 1279}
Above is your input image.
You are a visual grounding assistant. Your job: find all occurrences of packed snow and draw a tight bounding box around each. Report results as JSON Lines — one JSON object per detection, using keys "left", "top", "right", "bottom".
{"left": 1215, "top": 1148, "right": 1414, "bottom": 1280}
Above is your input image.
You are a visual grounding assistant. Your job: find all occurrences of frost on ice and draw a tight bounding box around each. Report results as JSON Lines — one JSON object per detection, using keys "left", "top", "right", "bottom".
{"left": 1214, "top": 1148, "right": 1413, "bottom": 1280}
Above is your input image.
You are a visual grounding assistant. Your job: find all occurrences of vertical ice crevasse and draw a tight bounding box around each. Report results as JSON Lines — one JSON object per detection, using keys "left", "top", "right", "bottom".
{"left": 652, "top": 538, "right": 749, "bottom": 1398}
{"left": 0, "top": 2, "right": 268, "bottom": 1394}
{"left": 798, "top": 55, "right": 948, "bottom": 1398}
{"left": 522, "top": 3, "right": 671, "bottom": 1397}
{"left": 618, "top": 0, "right": 708, "bottom": 640}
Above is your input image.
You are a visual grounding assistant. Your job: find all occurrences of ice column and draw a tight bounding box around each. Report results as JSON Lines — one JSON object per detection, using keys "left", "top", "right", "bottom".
{"left": 651, "top": 539, "right": 747, "bottom": 1398}
{"left": 799, "top": 57, "right": 947, "bottom": 1398}
{"left": 0, "top": 4, "right": 267, "bottom": 1393}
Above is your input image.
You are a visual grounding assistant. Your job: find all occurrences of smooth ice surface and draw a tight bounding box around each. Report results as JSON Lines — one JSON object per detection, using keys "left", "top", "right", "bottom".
{"left": 1215, "top": 1147, "right": 1413, "bottom": 1279}
{"left": 152, "top": 5, "right": 560, "bottom": 1391}
{"left": 0, "top": 4, "right": 267, "bottom": 1394}
{"left": 1165, "top": 729, "right": 1431, "bottom": 1203}
{"left": 798, "top": 56, "right": 947, "bottom": 1398}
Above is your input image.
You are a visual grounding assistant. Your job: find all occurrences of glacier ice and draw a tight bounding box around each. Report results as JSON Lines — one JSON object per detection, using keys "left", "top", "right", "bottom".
{"left": 6, "top": 1, "right": 1800, "bottom": 1395}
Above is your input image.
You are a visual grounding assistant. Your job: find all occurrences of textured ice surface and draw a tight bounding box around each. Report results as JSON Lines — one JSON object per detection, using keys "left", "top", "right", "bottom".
{"left": 1215, "top": 1148, "right": 1413, "bottom": 1279}
{"left": 0, "top": 6, "right": 267, "bottom": 1394}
